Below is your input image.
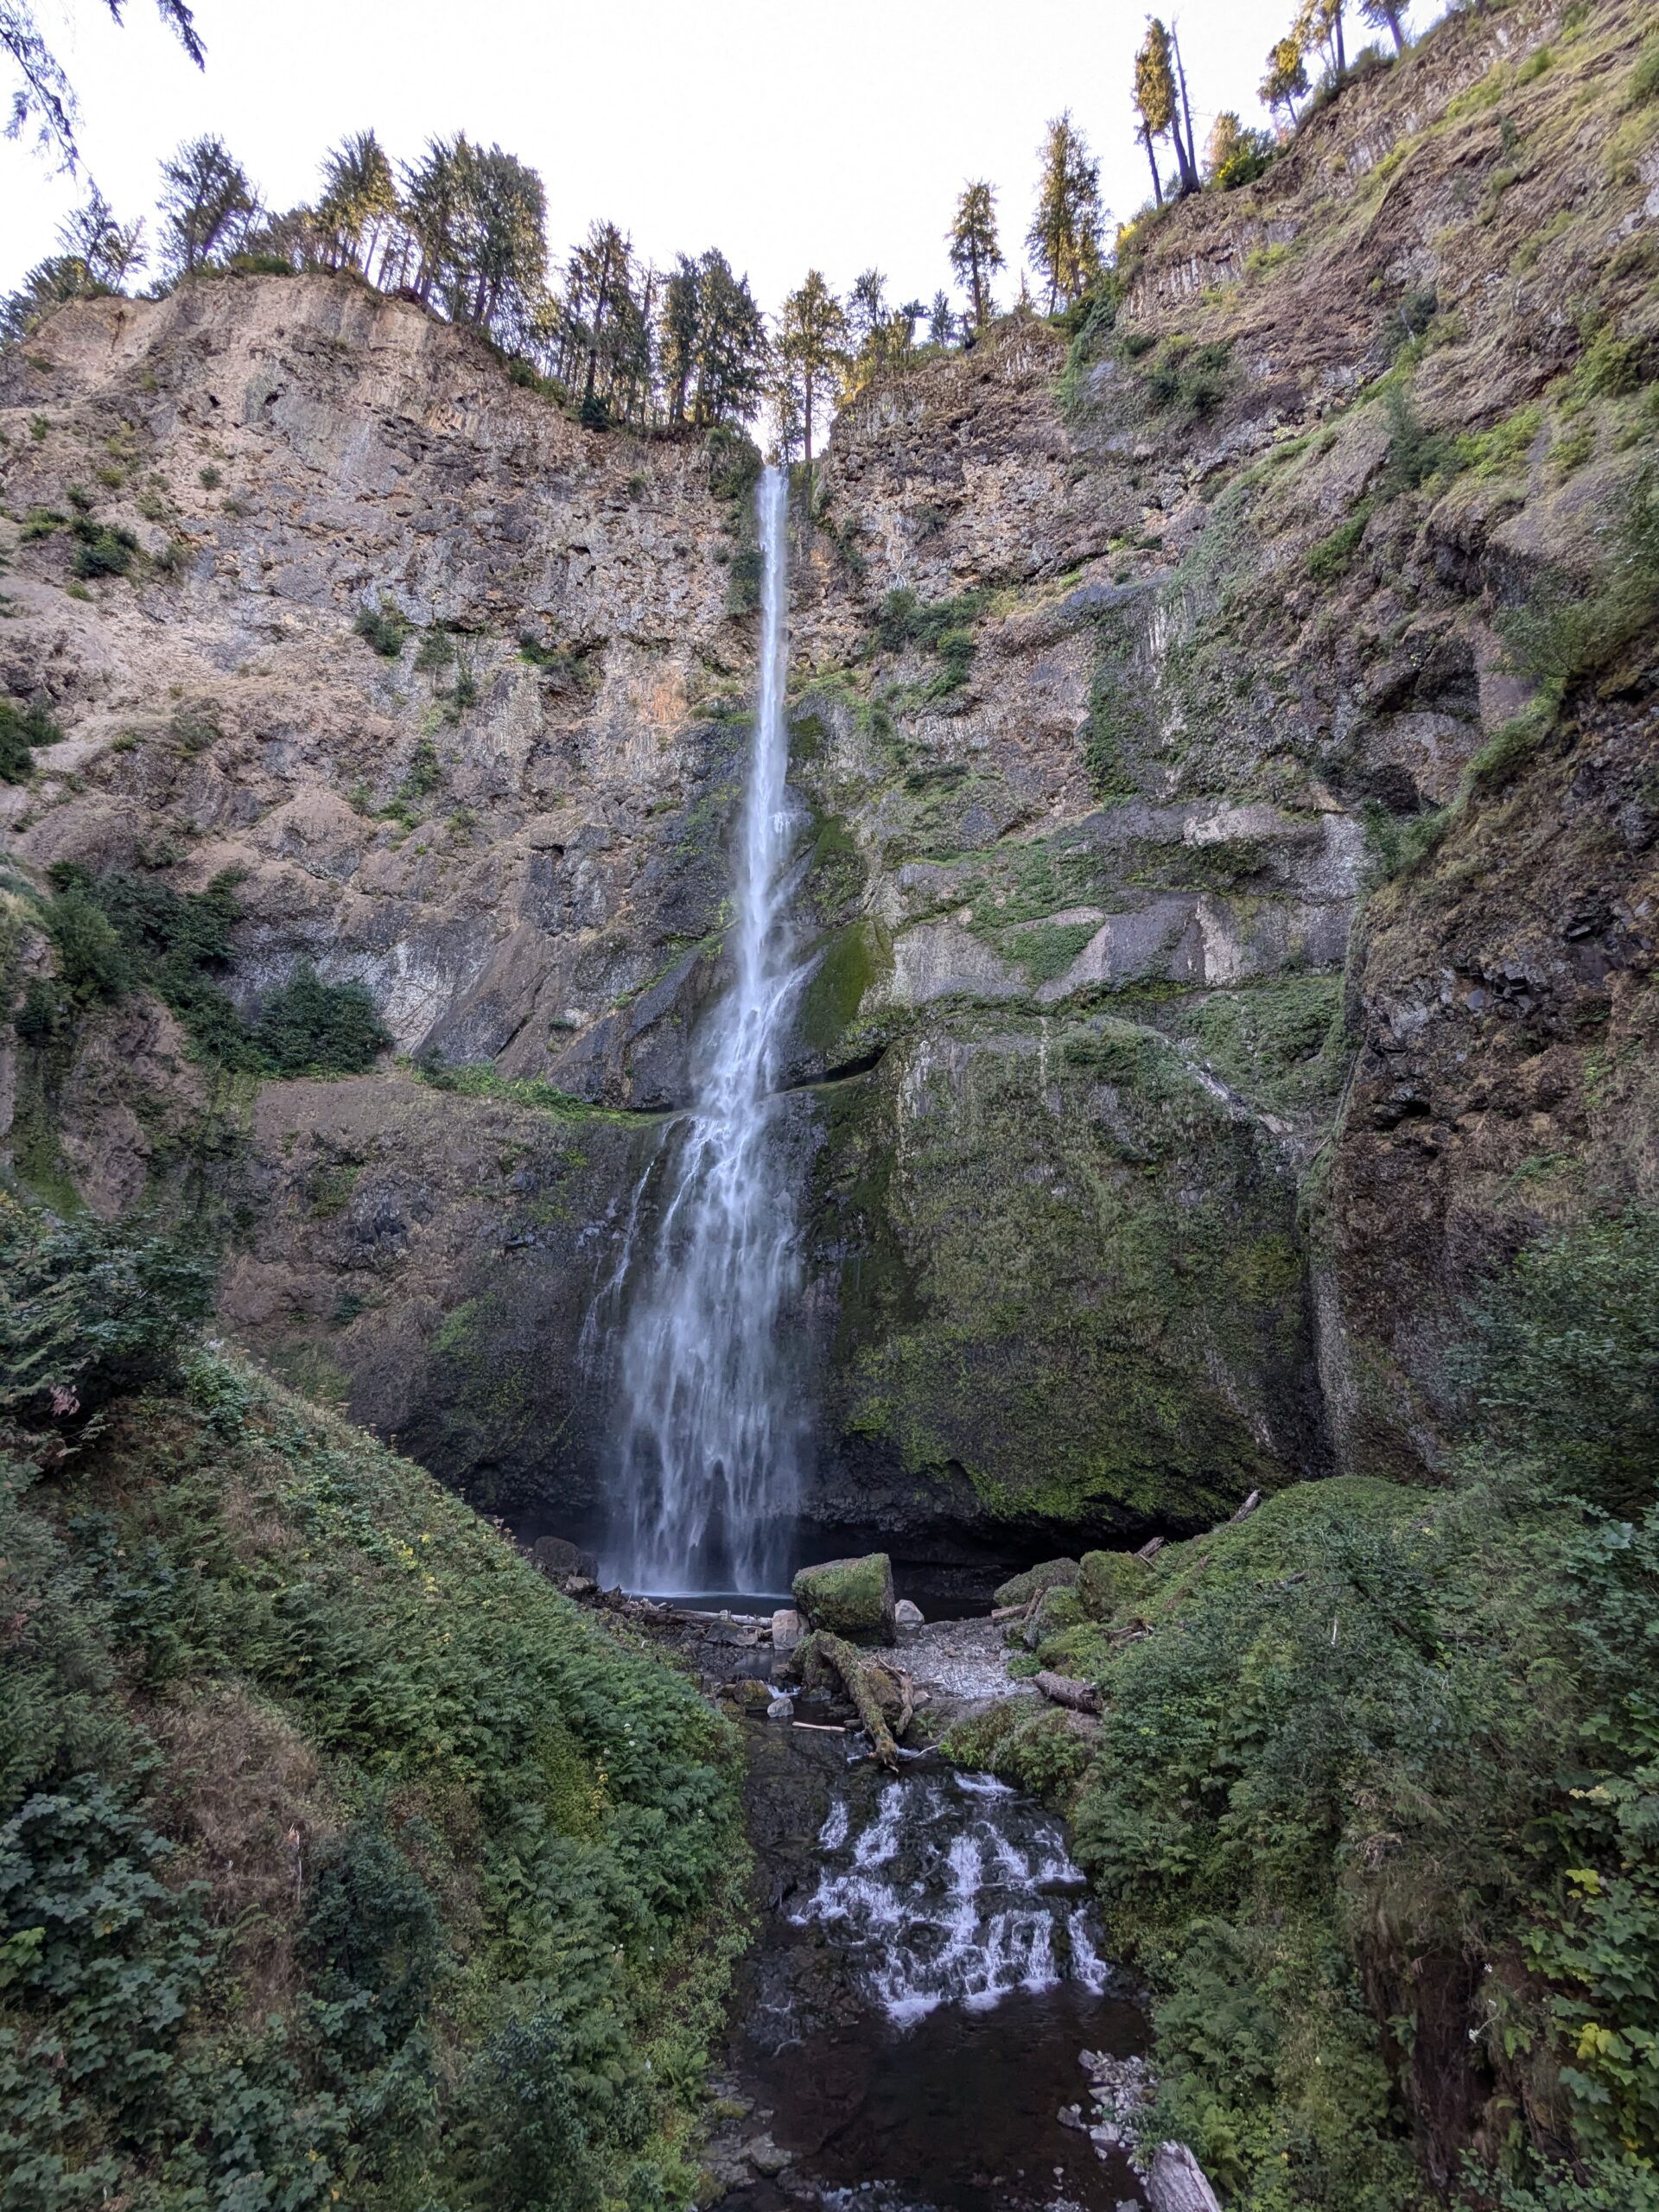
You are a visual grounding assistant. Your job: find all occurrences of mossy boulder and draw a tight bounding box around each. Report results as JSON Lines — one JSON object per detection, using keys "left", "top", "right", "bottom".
{"left": 792, "top": 1552, "right": 896, "bottom": 1646}
{"left": 1077, "top": 1548, "right": 1150, "bottom": 1620}
{"left": 994, "top": 1558, "right": 1081, "bottom": 1609}
{"left": 1021, "top": 1582, "right": 1086, "bottom": 1649}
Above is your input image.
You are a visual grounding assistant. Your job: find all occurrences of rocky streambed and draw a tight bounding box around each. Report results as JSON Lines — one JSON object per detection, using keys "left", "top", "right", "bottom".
{"left": 584, "top": 1579, "right": 1166, "bottom": 2212}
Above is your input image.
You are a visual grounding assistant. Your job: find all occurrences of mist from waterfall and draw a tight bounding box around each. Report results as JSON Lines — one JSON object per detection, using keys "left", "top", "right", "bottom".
{"left": 602, "top": 463, "right": 806, "bottom": 1592}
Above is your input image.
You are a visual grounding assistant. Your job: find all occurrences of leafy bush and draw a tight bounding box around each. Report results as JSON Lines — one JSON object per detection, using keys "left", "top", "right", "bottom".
{"left": 1450, "top": 1209, "right": 1659, "bottom": 1514}
{"left": 251, "top": 964, "right": 390, "bottom": 1077}
{"left": 1214, "top": 130, "right": 1274, "bottom": 189}
{"left": 1306, "top": 505, "right": 1373, "bottom": 582}
{"left": 873, "top": 585, "right": 989, "bottom": 697}
{"left": 1141, "top": 337, "right": 1233, "bottom": 419}
{"left": 0, "top": 1192, "right": 213, "bottom": 1424}
{"left": 353, "top": 599, "right": 408, "bottom": 658}
{"left": 67, "top": 517, "right": 139, "bottom": 580}
{"left": 1500, "top": 467, "right": 1659, "bottom": 696}
{"left": 0, "top": 698, "right": 60, "bottom": 785}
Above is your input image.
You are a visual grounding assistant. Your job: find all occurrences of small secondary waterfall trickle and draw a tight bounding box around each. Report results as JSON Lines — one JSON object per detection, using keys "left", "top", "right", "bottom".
{"left": 602, "top": 464, "right": 805, "bottom": 1592}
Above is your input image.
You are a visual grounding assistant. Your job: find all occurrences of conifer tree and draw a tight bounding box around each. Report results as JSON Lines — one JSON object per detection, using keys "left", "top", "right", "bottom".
{"left": 1134, "top": 21, "right": 1198, "bottom": 200}
{"left": 947, "top": 181, "right": 1003, "bottom": 333}
{"left": 849, "top": 269, "right": 888, "bottom": 346}
{"left": 1358, "top": 0, "right": 1408, "bottom": 52}
{"left": 316, "top": 131, "right": 399, "bottom": 282}
{"left": 3, "top": 0, "right": 203, "bottom": 166}
{"left": 1296, "top": 0, "right": 1347, "bottom": 83}
{"left": 928, "top": 290, "right": 955, "bottom": 347}
{"left": 776, "top": 270, "right": 848, "bottom": 465}
{"left": 156, "top": 135, "right": 259, "bottom": 275}
{"left": 59, "top": 185, "right": 146, "bottom": 286}
{"left": 1026, "top": 114, "right": 1103, "bottom": 315}
{"left": 661, "top": 250, "right": 766, "bottom": 428}
{"left": 1260, "top": 34, "right": 1310, "bottom": 127}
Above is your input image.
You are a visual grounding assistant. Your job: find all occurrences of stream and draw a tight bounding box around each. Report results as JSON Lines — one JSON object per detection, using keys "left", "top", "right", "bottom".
{"left": 706, "top": 1706, "right": 1149, "bottom": 2212}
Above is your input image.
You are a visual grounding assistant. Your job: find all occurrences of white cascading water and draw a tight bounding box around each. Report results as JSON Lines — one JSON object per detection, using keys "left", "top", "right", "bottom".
{"left": 604, "top": 463, "right": 806, "bottom": 1592}
{"left": 791, "top": 1770, "right": 1113, "bottom": 2025}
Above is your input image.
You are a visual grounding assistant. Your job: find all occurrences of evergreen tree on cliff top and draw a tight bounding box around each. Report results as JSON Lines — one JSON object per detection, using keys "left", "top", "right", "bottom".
{"left": 316, "top": 130, "right": 400, "bottom": 283}
{"left": 157, "top": 133, "right": 259, "bottom": 276}
{"left": 660, "top": 248, "right": 766, "bottom": 429}
{"left": 1260, "top": 33, "right": 1310, "bottom": 127}
{"left": 777, "top": 270, "right": 848, "bottom": 465}
{"left": 948, "top": 181, "right": 1004, "bottom": 334}
{"left": 1133, "top": 21, "right": 1199, "bottom": 201}
{"left": 1026, "top": 114, "right": 1103, "bottom": 315}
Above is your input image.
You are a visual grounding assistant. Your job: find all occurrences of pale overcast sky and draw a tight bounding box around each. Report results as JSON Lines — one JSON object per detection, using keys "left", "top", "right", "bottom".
{"left": 1, "top": 0, "right": 1433, "bottom": 318}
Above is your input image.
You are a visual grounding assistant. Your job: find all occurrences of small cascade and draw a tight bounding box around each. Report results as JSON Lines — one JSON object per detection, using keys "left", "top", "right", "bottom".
{"left": 601, "top": 463, "right": 807, "bottom": 1593}
{"left": 791, "top": 1769, "right": 1112, "bottom": 2027}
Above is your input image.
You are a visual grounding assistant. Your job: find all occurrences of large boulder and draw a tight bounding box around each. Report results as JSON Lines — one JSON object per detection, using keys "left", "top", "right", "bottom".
{"left": 791, "top": 1553, "right": 896, "bottom": 1646}
{"left": 993, "top": 1558, "right": 1080, "bottom": 1610}
{"left": 530, "top": 1535, "right": 599, "bottom": 1583}
{"left": 1077, "top": 1548, "right": 1150, "bottom": 1620}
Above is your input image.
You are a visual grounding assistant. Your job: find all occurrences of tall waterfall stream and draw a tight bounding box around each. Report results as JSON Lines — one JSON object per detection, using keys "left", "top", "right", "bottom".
{"left": 601, "top": 461, "right": 805, "bottom": 1595}
{"left": 584, "top": 467, "right": 1150, "bottom": 2208}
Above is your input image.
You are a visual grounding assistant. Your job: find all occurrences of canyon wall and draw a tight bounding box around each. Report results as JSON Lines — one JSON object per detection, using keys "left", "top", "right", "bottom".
{"left": 3, "top": 0, "right": 1655, "bottom": 1565}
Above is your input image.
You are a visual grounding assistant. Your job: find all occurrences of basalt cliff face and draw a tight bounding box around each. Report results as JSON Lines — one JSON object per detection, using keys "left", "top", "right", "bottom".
{"left": 3, "top": 0, "right": 1656, "bottom": 1569}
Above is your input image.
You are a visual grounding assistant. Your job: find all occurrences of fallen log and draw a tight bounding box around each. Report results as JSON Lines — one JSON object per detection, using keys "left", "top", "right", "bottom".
{"left": 1033, "top": 1670, "right": 1101, "bottom": 1714}
{"left": 796, "top": 1631, "right": 904, "bottom": 1768}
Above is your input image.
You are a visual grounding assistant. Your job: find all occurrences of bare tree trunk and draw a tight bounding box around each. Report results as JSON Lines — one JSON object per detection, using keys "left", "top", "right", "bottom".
{"left": 1171, "top": 25, "right": 1201, "bottom": 193}
{"left": 1141, "top": 125, "right": 1164, "bottom": 206}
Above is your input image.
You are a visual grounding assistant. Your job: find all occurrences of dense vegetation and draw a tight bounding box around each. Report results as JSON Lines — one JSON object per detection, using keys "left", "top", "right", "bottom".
{"left": 16, "top": 862, "right": 390, "bottom": 1078}
{"left": 949, "top": 1211, "right": 1659, "bottom": 2211}
{"left": 0, "top": 1193, "right": 744, "bottom": 2209}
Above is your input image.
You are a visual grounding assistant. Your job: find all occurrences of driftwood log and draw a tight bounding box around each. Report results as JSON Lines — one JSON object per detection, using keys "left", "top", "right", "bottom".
{"left": 1032, "top": 1670, "right": 1101, "bottom": 1714}
{"left": 795, "top": 1631, "right": 912, "bottom": 1769}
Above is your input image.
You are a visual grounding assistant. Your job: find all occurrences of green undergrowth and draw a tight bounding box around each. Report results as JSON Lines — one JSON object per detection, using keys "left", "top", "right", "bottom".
{"left": 411, "top": 1060, "right": 646, "bottom": 1124}
{"left": 0, "top": 1192, "right": 745, "bottom": 2209}
{"left": 945, "top": 1208, "right": 1659, "bottom": 2211}
{"left": 15, "top": 864, "right": 390, "bottom": 1077}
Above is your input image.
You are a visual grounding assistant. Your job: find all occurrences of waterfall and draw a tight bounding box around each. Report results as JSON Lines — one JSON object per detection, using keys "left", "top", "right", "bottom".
{"left": 601, "top": 463, "right": 806, "bottom": 1593}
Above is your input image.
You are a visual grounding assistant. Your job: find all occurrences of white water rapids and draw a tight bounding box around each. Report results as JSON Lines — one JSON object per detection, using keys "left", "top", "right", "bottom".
{"left": 793, "top": 1770, "right": 1113, "bottom": 2026}
{"left": 602, "top": 463, "right": 807, "bottom": 1592}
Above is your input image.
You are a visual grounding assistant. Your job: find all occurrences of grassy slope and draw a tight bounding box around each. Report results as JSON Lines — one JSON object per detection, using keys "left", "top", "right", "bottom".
{"left": 2, "top": 1345, "right": 745, "bottom": 2211}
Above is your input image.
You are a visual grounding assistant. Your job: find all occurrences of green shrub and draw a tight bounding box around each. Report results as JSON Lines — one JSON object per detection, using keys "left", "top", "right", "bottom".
{"left": 353, "top": 599, "right": 408, "bottom": 658}
{"left": 1378, "top": 383, "right": 1459, "bottom": 494}
{"left": 1451, "top": 1209, "right": 1659, "bottom": 1516}
{"left": 68, "top": 517, "right": 139, "bottom": 580}
{"left": 0, "top": 697, "right": 60, "bottom": 784}
{"left": 1141, "top": 337, "right": 1233, "bottom": 419}
{"left": 1214, "top": 130, "right": 1274, "bottom": 189}
{"left": 0, "top": 1320, "right": 743, "bottom": 2209}
{"left": 251, "top": 964, "right": 391, "bottom": 1077}
{"left": 0, "top": 1191, "right": 213, "bottom": 1421}
{"left": 1630, "top": 39, "right": 1659, "bottom": 106}
{"left": 1306, "top": 504, "right": 1373, "bottom": 582}
{"left": 38, "top": 875, "right": 132, "bottom": 1004}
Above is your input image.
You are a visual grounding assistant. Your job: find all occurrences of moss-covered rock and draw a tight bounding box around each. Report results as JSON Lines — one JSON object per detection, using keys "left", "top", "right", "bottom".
{"left": 1077, "top": 1548, "right": 1150, "bottom": 1619}
{"left": 993, "top": 1557, "right": 1081, "bottom": 1608}
{"left": 1021, "top": 1582, "right": 1086, "bottom": 1649}
{"left": 791, "top": 1551, "right": 897, "bottom": 1645}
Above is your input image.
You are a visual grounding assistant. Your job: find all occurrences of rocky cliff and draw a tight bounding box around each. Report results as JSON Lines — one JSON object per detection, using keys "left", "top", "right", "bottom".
{"left": 3, "top": 0, "right": 1656, "bottom": 1572}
